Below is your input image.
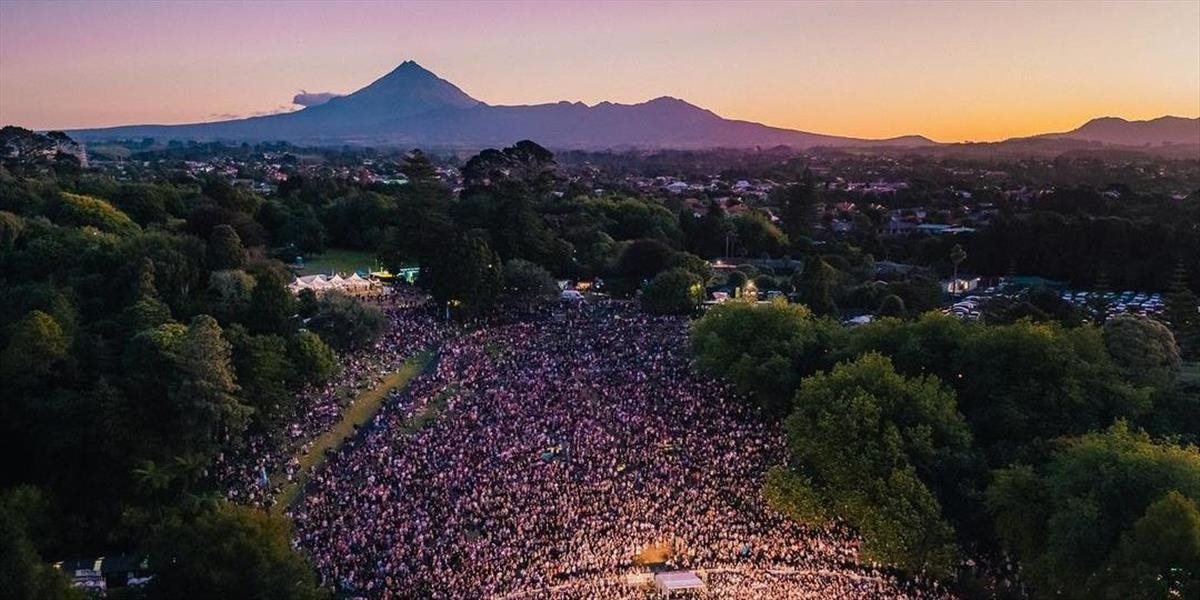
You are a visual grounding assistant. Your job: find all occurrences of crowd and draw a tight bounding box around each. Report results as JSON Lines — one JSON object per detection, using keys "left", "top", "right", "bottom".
{"left": 216, "top": 296, "right": 453, "bottom": 508}
{"left": 289, "top": 301, "right": 953, "bottom": 598}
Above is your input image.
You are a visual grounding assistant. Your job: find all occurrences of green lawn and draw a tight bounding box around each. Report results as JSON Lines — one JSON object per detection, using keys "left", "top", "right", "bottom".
{"left": 295, "top": 248, "right": 378, "bottom": 276}
{"left": 272, "top": 350, "right": 434, "bottom": 514}
{"left": 1181, "top": 361, "right": 1200, "bottom": 385}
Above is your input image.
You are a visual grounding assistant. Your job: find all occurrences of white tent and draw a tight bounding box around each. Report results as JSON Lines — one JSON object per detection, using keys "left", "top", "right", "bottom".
{"left": 654, "top": 571, "right": 706, "bottom": 597}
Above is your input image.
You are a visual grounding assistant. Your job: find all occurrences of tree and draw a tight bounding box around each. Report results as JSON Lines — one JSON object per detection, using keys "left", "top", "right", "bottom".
{"left": 174, "top": 315, "right": 249, "bottom": 454}
{"left": 1, "top": 310, "right": 69, "bottom": 386}
{"left": 149, "top": 503, "right": 327, "bottom": 600}
{"left": 1166, "top": 259, "right": 1200, "bottom": 358}
{"left": 987, "top": 422, "right": 1200, "bottom": 599}
{"left": 668, "top": 252, "right": 713, "bottom": 286}
{"left": 1106, "top": 490, "right": 1200, "bottom": 599}
{"left": 461, "top": 140, "right": 557, "bottom": 193}
{"left": 773, "top": 170, "right": 818, "bottom": 243}
{"left": 1102, "top": 315, "right": 1182, "bottom": 388}
{"left": 691, "top": 201, "right": 732, "bottom": 258}
{"left": 797, "top": 257, "right": 838, "bottom": 316}
{"left": 0, "top": 487, "right": 81, "bottom": 600}
{"left": 0, "top": 210, "right": 25, "bottom": 251}
{"left": 848, "top": 316, "right": 1148, "bottom": 467}
{"left": 616, "top": 238, "right": 676, "bottom": 285}
{"left": 246, "top": 267, "right": 295, "bottom": 334}
{"left": 641, "top": 268, "right": 701, "bottom": 315}
{"left": 420, "top": 232, "right": 502, "bottom": 319}
{"left": 877, "top": 294, "right": 908, "bottom": 318}
{"left": 502, "top": 259, "right": 557, "bottom": 301}
{"left": 400, "top": 149, "right": 439, "bottom": 185}
{"left": 121, "top": 295, "right": 174, "bottom": 334}
{"left": 949, "top": 243, "right": 966, "bottom": 291}
{"left": 773, "top": 354, "right": 970, "bottom": 575}
{"left": 692, "top": 300, "right": 845, "bottom": 413}
{"left": 727, "top": 270, "right": 750, "bottom": 296}
{"left": 207, "top": 224, "right": 245, "bottom": 270}
{"left": 50, "top": 192, "right": 140, "bottom": 236}
{"left": 287, "top": 330, "right": 339, "bottom": 385}
{"left": 306, "top": 292, "right": 385, "bottom": 351}
{"left": 954, "top": 321, "right": 1148, "bottom": 465}
{"left": 120, "top": 231, "right": 208, "bottom": 315}
{"left": 205, "top": 269, "right": 256, "bottom": 324}
{"left": 226, "top": 327, "right": 294, "bottom": 427}
{"left": 732, "top": 212, "right": 788, "bottom": 257}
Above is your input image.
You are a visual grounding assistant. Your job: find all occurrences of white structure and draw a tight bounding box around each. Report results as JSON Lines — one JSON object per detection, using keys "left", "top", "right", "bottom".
{"left": 654, "top": 571, "right": 706, "bottom": 597}
{"left": 289, "top": 273, "right": 381, "bottom": 297}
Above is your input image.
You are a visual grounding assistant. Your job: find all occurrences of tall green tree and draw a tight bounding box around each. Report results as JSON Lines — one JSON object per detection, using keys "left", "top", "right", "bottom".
{"left": 1102, "top": 315, "right": 1182, "bottom": 389}
{"left": 225, "top": 326, "right": 294, "bottom": 427}
{"left": 732, "top": 211, "right": 788, "bottom": 258}
{"left": 207, "top": 224, "right": 245, "bottom": 270}
{"left": 641, "top": 268, "right": 701, "bottom": 315}
{"left": 287, "top": 330, "right": 339, "bottom": 385}
{"left": 0, "top": 487, "right": 81, "bottom": 600}
{"left": 987, "top": 422, "right": 1200, "bottom": 600}
{"left": 174, "top": 315, "right": 249, "bottom": 455}
{"left": 306, "top": 292, "right": 385, "bottom": 351}
{"left": 770, "top": 353, "right": 971, "bottom": 576}
{"left": 798, "top": 257, "right": 838, "bottom": 317}
{"left": 247, "top": 268, "right": 295, "bottom": 334}
{"left": 149, "top": 503, "right": 327, "bottom": 600}
{"left": 949, "top": 243, "right": 967, "bottom": 289}
{"left": 773, "top": 169, "right": 817, "bottom": 243}
{"left": 692, "top": 300, "right": 844, "bottom": 413}
{"left": 1, "top": 310, "right": 69, "bottom": 387}
{"left": 502, "top": 258, "right": 558, "bottom": 301}
{"left": 1167, "top": 259, "right": 1200, "bottom": 358}
{"left": 421, "top": 231, "right": 503, "bottom": 319}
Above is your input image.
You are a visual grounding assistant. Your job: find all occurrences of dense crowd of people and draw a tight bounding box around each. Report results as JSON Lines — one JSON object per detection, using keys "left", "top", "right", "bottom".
{"left": 289, "top": 301, "right": 953, "bottom": 598}
{"left": 216, "top": 296, "right": 453, "bottom": 508}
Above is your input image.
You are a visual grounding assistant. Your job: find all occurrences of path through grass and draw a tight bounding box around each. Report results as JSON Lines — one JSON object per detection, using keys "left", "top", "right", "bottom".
{"left": 273, "top": 350, "right": 434, "bottom": 514}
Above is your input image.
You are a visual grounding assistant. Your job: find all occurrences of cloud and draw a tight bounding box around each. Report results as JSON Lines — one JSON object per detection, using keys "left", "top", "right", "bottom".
{"left": 292, "top": 90, "right": 342, "bottom": 107}
{"left": 252, "top": 105, "right": 297, "bottom": 117}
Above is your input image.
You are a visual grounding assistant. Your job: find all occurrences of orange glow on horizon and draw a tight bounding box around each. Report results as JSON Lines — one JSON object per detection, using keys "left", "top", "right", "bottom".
{"left": 1, "top": 1, "right": 1197, "bottom": 143}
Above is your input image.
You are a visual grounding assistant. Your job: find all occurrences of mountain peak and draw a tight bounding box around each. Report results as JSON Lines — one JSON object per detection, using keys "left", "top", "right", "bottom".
{"left": 387, "top": 60, "right": 434, "bottom": 77}
{"left": 316, "top": 60, "right": 483, "bottom": 119}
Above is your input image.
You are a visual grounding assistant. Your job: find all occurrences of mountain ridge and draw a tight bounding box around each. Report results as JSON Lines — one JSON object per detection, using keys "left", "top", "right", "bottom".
{"left": 1034, "top": 115, "right": 1200, "bottom": 146}
{"left": 58, "top": 60, "right": 1197, "bottom": 151}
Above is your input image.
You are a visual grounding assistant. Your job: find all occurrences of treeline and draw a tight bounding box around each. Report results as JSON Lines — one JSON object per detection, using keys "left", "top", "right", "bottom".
{"left": 0, "top": 136, "right": 393, "bottom": 597}
{"left": 968, "top": 187, "right": 1200, "bottom": 291}
{"left": 693, "top": 302, "right": 1199, "bottom": 598}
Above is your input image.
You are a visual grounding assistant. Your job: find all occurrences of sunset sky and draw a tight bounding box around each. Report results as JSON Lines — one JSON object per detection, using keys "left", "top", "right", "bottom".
{"left": 1, "top": 0, "right": 1197, "bottom": 142}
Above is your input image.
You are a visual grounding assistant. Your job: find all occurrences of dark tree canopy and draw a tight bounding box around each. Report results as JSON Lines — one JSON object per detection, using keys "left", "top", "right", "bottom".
{"left": 149, "top": 503, "right": 327, "bottom": 600}
{"left": 420, "top": 231, "right": 502, "bottom": 319}
{"left": 771, "top": 353, "right": 972, "bottom": 576}
{"left": 306, "top": 291, "right": 386, "bottom": 351}
{"left": 987, "top": 422, "right": 1200, "bottom": 600}
{"left": 641, "top": 268, "right": 701, "bottom": 315}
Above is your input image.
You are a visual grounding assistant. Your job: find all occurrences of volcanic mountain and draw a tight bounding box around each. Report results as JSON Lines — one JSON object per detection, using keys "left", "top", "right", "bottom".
{"left": 67, "top": 61, "right": 935, "bottom": 150}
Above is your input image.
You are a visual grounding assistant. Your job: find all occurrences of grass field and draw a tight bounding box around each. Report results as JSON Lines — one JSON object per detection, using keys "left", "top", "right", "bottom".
{"left": 1181, "top": 361, "right": 1200, "bottom": 385}
{"left": 296, "top": 248, "right": 379, "bottom": 276}
{"left": 273, "top": 350, "right": 434, "bottom": 514}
